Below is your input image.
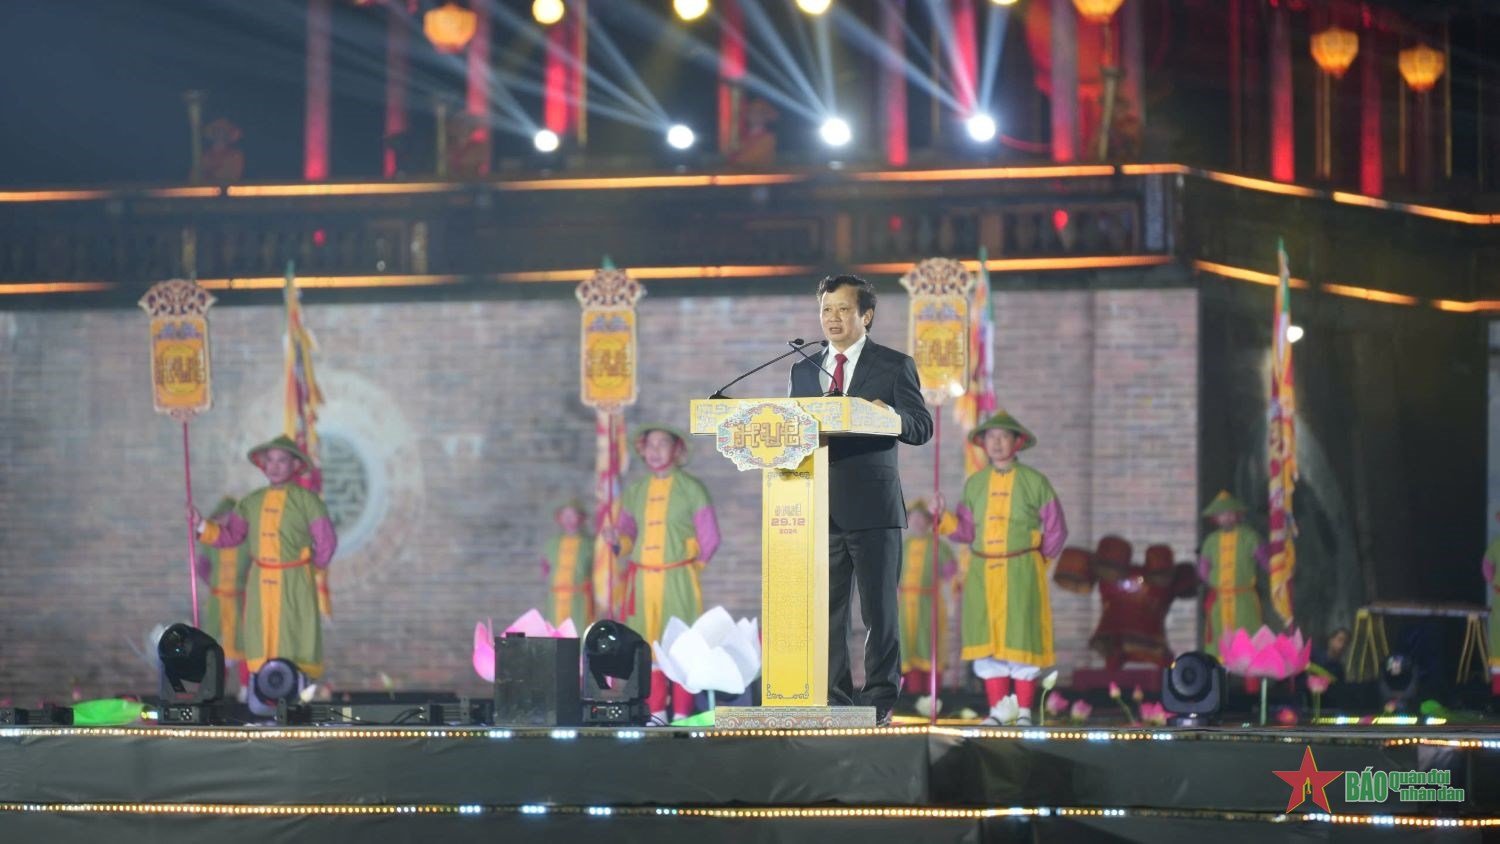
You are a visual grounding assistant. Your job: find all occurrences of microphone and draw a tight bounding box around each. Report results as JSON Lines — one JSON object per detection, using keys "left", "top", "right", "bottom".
{"left": 787, "top": 339, "right": 843, "bottom": 397}
{"left": 709, "top": 339, "right": 819, "bottom": 400}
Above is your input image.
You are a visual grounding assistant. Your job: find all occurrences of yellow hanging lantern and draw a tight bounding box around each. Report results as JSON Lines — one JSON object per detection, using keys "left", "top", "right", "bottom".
{"left": 1310, "top": 26, "right": 1359, "bottom": 79}
{"left": 1399, "top": 44, "right": 1446, "bottom": 93}
{"left": 424, "top": 2, "right": 478, "bottom": 53}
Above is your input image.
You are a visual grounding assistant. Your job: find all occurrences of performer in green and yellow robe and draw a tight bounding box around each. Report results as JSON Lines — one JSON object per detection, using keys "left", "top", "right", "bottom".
{"left": 1197, "top": 490, "right": 1267, "bottom": 657}
{"left": 194, "top": 496, "right": 249, "bottom": 663}
{"left": 940, "top": 412, "right": 1068, "bottom": 725}
{"left": 606, "top": 425, "right": 720, "bottom": 722}
{"left": 1482, "top": 514, "right": 1500, "bottom": 695}
{"left": 543, "top": 500, "right": 594, "bottom": 628}
{"left": 899, "top": 501, "right": 955, "bottom": 691}
{"left": 198, "top": 436, "right": 338, "bottom": 684}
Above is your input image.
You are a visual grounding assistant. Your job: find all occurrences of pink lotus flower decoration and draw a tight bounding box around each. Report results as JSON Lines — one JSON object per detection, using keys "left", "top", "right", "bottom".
{"left": 1045, "top": 693, "right": 1071, "bottom": 717}
{"left": 1069, "top": 699, "right": 1093, "bottom": 723}
{"left": 1108, "top": 682, "right": 1122, "bottom": 699}
{"left": 1306, "top": 673, "right": 1331, "bottom": 694}
{"left": 1139, "top": 701, "right": 1167, "bottom": 726}
{"left": 472, "top": 610, "right": 579, "bottom": 683}
{"left": 1219, "top": 626, "right": 1311, "bottom": 680}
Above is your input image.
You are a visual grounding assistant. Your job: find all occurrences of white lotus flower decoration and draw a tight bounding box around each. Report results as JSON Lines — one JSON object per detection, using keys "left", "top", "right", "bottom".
{"left": 652, "top": 606, "right": 762, "bottom": 696}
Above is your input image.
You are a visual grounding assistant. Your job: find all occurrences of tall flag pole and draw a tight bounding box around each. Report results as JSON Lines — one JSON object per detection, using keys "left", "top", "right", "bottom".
{"left": 577, "top": 258, "right": 643, "bottom": 622}
{"left": 1267, "top": 239, "right": 1298, "bottom": 625}
{"left": 283, "top": 261, "right": 331, "bottom": 617}
{"left": 901, "top": 257, "right": 974, "bottom": 723}
{"left": 140, "top": 279, "right": 216, "bottom": 627}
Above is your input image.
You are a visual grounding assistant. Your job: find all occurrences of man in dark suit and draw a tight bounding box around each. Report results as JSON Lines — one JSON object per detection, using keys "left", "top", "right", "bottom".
{"left": 788, "top": 275, "right": 933, "bottom": 724}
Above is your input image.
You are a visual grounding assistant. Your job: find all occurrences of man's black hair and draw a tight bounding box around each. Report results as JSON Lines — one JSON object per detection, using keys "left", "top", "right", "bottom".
{"left": 816, "top": 274, "right": 877, "bottom": 330}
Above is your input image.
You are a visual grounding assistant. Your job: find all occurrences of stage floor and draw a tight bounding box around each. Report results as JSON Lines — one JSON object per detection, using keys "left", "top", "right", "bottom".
{"left": 2, "top": 723, "right": 1497, "bottom": 842}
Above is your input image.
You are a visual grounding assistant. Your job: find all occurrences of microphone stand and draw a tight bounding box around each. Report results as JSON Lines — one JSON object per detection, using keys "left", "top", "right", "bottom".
{"left": 709, "top": 339, "right": 819, "bottom": 400}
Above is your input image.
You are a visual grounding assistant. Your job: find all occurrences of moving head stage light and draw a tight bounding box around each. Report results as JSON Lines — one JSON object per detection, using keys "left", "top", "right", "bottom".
{"left": 580, "top": 620, "right": 651, "bottom": 726}
{"left": 157, "top": 623, "right": 226, "bottom": 725}
{"left": 1162, "top": 651, "right": 1225, "bottom": 726}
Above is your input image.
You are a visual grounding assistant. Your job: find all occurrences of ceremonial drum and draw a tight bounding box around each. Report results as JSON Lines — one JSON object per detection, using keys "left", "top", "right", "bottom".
{"left": 1052, "top": 547, "right": 1096, "bottom": 594}
{"left": 1092, "top": 535, "right": 1132, "bottom": 582}
{"left": 1170, "top": 563, "right": 1200, "bottom": 599}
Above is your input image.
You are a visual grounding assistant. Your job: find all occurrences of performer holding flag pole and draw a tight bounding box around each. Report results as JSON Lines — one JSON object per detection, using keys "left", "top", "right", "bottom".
{"left": 140, "top": 279, "right": 218, "bottom": 627}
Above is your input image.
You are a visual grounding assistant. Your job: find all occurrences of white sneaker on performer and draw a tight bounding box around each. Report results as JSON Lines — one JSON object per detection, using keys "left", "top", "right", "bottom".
{"left": 1015, "top": 708, "right": 1033, "bottom": 726}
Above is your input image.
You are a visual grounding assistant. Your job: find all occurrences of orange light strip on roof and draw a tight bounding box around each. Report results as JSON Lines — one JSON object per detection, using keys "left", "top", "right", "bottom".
{"left": 497, "top": 173, "right": 805, "bottom": 191}
{"left": 854, "top": 255, "right": 1171, "bottom": 275}
{"left": 0, "top": 281, "right": 113, "bottom": 294}
{"left": 851, "top": 165, "right": 1118, "bottom": 182}
{"left": 1433, "top": 299, "right": 1500, "bottom": 313}
{"left": 498, "top": 264, "right": 816, "bottom": 283}
{"left": 1321, "top": 282, "right": 1420, "bottom": 306}
{"left": 225, "top": 182, "right": 463, "bottom": 197}
{"left": 1330, "top": 191, "right": 1494, "bottom": 224}
{"left": 0, "top": 190, "right": 111, "bottom": 203}
{"left": 1192, "top": 259, "right": 1313, "bottom": 289}
{"left": 144, "top": 187, "right": 224, "bottom": 199}
{"left": 1195, "top": 170, "right": 1321, "bottom": 198}
{"left": 198, "top": 274, "right": 460, "bottom": 291}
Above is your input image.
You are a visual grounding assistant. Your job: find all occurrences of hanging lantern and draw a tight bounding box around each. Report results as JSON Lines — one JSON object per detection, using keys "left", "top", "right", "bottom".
{"left": 1071, "top": 0, "right": 1124, "bottom": 24}
{"left": 424, "top": 2, "right": 478, "bottom": 53}
{"left": 1399, "top": 44, "right": 1445, "bottom": 93}
{"left": 1309, "top": 26, "right": 1359, "bottom": 78}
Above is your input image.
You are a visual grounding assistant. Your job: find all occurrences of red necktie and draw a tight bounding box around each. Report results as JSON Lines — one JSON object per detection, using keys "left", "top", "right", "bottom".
{"left": 831, "top": 352, "right": 847, "bottom": 394}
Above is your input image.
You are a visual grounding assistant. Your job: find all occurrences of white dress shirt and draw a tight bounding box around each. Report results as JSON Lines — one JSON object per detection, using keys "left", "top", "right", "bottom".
{"left": 820, "top": 334, "right": 868, "bottom": 394}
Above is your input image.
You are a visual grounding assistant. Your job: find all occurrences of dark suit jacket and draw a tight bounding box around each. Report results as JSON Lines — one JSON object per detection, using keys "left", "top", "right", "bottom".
{"left": 788, "top": 339, "right": 933, "bottom": 531}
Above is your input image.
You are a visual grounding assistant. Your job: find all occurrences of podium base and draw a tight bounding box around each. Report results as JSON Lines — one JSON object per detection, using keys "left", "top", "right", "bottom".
{"left": 715, "top": 706, "right": 876, "bottom": 729}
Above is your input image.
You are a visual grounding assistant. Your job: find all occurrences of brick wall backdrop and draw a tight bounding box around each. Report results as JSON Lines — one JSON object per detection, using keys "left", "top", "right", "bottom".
{"left": 0, "top": 285, "right": 1197, "bottom": 702}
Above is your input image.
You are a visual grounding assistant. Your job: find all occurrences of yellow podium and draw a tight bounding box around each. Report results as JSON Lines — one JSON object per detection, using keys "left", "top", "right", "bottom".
{"left": 689, "top": 396, "right": 901, "bottom": 728}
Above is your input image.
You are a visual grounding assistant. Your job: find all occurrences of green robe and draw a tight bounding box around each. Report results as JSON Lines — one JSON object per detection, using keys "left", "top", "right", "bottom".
{"left": 900, "top": 535, "right": 954, "bottom": 672}
{"left": 546, "top": 531, "right": 594, "bottom": 628}
{"left": 619, "top": 469, "right": 713, "bottom": 644}
{"left": 957, "top": 464, "right": 1063, "bottom": 666}
{"left": 219, "top": 484, "right": 333, "bottom": 677}
{"left": 197, "top": 541, "right": 249, "bottom": 660}
{"left": 1200, "top": 524, "right": 1265, "bottom": 656}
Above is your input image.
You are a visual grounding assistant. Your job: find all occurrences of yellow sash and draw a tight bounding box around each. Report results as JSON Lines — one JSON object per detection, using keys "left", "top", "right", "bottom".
{"left": 639, "top": 475, "right": 675, "bottom": 641}
{"left": 552, "top": 535, "right": 581, "bottom": 622}
{"left": 1217, "top": 531, "right": 1237, "bottom": 639}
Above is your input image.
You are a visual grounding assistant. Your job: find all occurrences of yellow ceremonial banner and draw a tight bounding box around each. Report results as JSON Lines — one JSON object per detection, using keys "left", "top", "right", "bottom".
{"left": 715, "top": 401, "right": 819, "bottom": 472}
{"left": 899, "top": 258, "right": 974, "bottom": 404}
{"left": 910, "top": 295, "right": 969, "bottom": 399}
{"left": 576, "top": 266, "right": 643, "bottom": 413}
{"left": 139, "top": 279, "right": 216, "bottom": 420}
{"left": 761, "top": 448, "right": 829, "bottom": 706}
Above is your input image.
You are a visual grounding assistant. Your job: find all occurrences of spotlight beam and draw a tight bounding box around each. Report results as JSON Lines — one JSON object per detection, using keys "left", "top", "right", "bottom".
{"left": 831, "top": 4, "right": 962, "bottom": 112}
{"left": 782, "top": 0, "right": 830, "bottom": 108}
{"left": 739, "top": 0, "right": 826, "bottom": 113}
{"left": 493, "top": 69, "right": 666, "bottom": 131}
{"left": 587, "top": 15, "right": 672, "bottom": 124}
{"left": 488, "top": 1, "right": 666, "bottom": 129}
{"left": 976, "top": 1, "right": 1011, "bottom": 113}
{"left": 608, "top": 1, "right": 819, "bottom": 122}
{"left": 812, "top": 9, "right": 837, "bottom": 113}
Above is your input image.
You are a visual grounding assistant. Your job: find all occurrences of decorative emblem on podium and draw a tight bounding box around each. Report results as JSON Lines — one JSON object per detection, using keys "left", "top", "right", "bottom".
{"left": 139, "top": 278, "right": 216, "bottom": 421}
{"left": 715, "top": 401, "right": 820, "bottom": 472}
